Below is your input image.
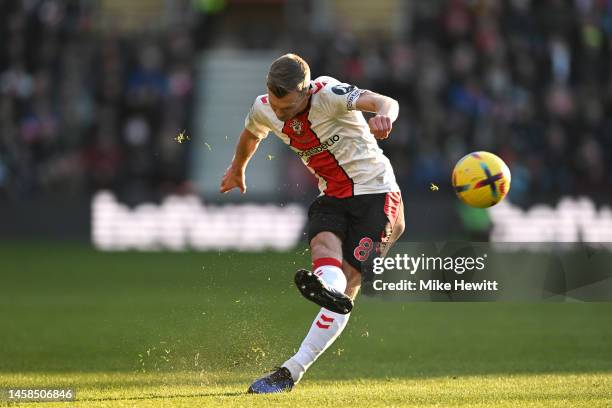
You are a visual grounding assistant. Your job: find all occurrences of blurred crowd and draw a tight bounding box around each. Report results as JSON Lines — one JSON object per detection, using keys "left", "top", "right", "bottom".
{"left": 294, "top": 0, "right": 612, "bottom": 205}
{"left": 0, "top": 0, "right": 195, "bottom": 202}
{"left": 2, "top": 0, "right": 612, "bottom": 206}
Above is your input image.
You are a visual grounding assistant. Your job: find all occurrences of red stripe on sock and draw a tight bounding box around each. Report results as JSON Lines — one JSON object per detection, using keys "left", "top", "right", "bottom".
{"left": 316, "top": 321, "right": 331, "bottom": 329}
{"left": 312, "top": 257, "right": 342, "bottom": 270}
{"left": 319, "top": 314, "right": 334, "bottom": 323}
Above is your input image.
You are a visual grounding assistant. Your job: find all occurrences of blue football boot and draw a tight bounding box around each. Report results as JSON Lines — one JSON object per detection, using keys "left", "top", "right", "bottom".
{"left": 247, "top": 366, "right": 294, "bottom": 394}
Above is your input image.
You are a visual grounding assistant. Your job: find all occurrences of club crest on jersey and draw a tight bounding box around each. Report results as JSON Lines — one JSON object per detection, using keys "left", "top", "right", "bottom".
{"left": 289, "top": 119, "right": 303, "bottom": 135}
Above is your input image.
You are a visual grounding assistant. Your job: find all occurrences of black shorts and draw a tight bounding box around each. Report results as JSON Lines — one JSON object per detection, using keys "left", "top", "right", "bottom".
{"left": 307, "top": 192, "right": 403, "bottom": 273}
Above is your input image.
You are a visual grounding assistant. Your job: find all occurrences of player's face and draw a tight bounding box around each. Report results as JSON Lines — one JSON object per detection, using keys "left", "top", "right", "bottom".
{"left": 268, "top": 89, "right": 309, "bottom": 122}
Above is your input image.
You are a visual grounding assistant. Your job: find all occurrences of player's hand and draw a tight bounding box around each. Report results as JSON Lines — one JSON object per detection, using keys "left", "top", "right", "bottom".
{"left": 368, "top": 115, "right": 392, "bottom": 140}
{"left": 220, "top": 165, "right": 246, "bottom": 194}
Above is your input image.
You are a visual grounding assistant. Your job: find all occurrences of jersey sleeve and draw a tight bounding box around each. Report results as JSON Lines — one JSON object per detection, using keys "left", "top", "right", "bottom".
{"left": 244, "top": 97, "right": 271, "bottom": 140}
{"left": 319, "top": 79, "right": 367, "bottom": 116}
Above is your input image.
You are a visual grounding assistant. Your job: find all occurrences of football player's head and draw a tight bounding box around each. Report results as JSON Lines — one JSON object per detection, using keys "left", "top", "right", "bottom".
{"left": 267, "top": 53, "right": 312, "bottom": 121}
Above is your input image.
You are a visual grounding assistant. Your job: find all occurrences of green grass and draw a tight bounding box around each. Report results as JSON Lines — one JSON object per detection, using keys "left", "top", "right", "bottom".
{"left": 2, "top": 372, "right": 611, "bottom": 407}
{"left": 0, "top": 243, "right": 611, "bottom": 407}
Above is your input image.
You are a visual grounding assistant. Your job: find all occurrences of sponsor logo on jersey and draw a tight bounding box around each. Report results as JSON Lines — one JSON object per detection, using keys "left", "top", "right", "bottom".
{"left": 296, "top": 134, "right": 341, "bottom": 158}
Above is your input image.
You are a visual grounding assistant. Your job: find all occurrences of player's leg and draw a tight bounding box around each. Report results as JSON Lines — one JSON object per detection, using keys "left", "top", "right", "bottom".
{"left": 294, "top": 197, "right": 354, "bottom": 313}
{"left": 281, "top": 229, "right": 354, "bottom": 385}
{"left": 310, "top": 231, "right": 342, "bottom": 259}
{"left": 282, "top": 194, "right": 405, "bottom": 386}
{"left": 295, "top": 231, "right": 354, "bottom": 314}
{"left": 285, "top": 193, "right": 405, "bottom": 386}
{"left": 249, "top": 194, "right": 405, "bottom": 393}
{"left": 281, "top": 196, "right": 353, "bottom": 385}
{"left": 307, "top": 231, "right": 349, "bottom": 295}
{"left": 249, "top": 196, "right": 351, "bottom": 393}
{"left": 296, "top": 196, "right": 405, "bottom": 307}
{"left": 342, "top": 259, "right": 362, "bottom": 300}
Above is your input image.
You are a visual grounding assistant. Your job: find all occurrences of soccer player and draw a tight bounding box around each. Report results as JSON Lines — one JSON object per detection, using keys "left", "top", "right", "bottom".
{"left": 219, "top": 53, "right": 405, "bottom": 393}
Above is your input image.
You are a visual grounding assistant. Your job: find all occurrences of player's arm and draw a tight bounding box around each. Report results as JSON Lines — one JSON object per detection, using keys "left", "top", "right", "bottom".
{"left": 219, "top": 128, "right": 261, "bottom": 194}
{"left": 355, "top": 91, "right": 399, "bottom": 140}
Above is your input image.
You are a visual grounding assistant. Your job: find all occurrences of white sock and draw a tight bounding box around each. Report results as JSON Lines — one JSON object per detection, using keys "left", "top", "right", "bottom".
{"left": 282, "top": 308, "right": 350, "bottom": 383}
{"left": 313, "top": 263, "right": 346, "bottom": 294}
{"left": 282, "top": 258, "right": 350, "bottom": 383}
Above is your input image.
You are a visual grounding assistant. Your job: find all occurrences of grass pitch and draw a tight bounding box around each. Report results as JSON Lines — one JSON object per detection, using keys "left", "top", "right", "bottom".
{"left": 1, "top": 243, "right": 611, "bottom": 407}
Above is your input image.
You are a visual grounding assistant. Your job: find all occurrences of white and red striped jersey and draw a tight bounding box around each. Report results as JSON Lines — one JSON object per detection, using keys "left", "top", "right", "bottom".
{"left": 244, "top": 76, "right": 400, "bottom": 198}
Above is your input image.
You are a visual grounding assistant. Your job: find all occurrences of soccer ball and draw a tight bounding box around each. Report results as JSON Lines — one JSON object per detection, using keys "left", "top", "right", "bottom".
{"left": 452, "top": 151, "right": 511, "bottom": 208}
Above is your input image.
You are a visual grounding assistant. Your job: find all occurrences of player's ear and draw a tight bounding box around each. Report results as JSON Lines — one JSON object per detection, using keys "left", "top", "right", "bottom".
{"left": 306, "top": 81, "right": 314, "bottom": 95}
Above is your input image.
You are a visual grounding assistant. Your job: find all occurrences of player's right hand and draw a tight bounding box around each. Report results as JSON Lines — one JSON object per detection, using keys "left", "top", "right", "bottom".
{"left": 368, "top": 114, "right": 393, "bottom": 140}
{"left": 220, "top": 165, "right": 246, "bottom": 194}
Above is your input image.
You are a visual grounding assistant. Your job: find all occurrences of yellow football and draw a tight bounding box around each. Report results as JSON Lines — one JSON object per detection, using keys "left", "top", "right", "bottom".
{"left": 452, "top": 151, "right": 511, "bottom": 208}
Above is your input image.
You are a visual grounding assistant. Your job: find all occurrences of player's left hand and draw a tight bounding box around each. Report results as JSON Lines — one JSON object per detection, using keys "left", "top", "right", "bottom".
{"left": 368, "top": 115, "right": 392, "bottom": 140}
